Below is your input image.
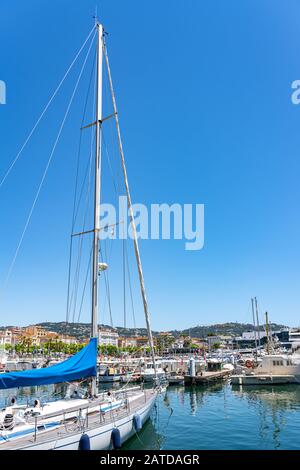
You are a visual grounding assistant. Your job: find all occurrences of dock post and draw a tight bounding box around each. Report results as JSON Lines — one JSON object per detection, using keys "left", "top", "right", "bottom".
{"left": 189, "top": 357, "right": 196, "bottom": 377}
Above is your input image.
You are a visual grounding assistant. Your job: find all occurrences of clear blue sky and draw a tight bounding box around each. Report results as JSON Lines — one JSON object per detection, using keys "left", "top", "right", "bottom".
{"left": 0, "top": 0, "right": 299, "bottom": 330}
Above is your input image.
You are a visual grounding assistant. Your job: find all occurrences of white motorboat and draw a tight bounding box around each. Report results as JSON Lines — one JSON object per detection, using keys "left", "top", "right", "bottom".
{"left": 141, "top": 361, "right": 166, "bottom": 383}
{"left": 231, "top": 354, "right": 300, "bottom": 385}
{"left": 120, "top": 372, "right": 142, "bottom": 383}
{"left": 98, "top": 365, "right": 122, "bottom": 383}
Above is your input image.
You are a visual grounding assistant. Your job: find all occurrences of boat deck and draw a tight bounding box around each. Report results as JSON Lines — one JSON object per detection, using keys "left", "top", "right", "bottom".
{"left": 0, "top": 389, "right": 155, "bottom": 450}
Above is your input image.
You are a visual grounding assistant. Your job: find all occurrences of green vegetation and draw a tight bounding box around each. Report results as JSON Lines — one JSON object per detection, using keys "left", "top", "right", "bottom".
{"left": 97, "top": 345, "right": 149, "bottom": 356}
{"left": 4, "top": 341, "right": 150, "bottom": 357}
{"left": 155, "top": 334, "right": 175, "bottom": 353}
{"left": 35, "top": 322, "right": 149, "bottom": 340}
{"left": 170, "top": 322, "right": 287, "bottom": 339}
{"left": 0, "top": 321, "right": 288, "bottom": 343}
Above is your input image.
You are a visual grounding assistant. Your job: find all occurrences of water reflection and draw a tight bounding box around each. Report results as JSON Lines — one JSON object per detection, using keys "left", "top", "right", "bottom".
{"left": 232, "top": 384, "right": 300, "bottom": 412}
{"left": 123, "top": 417, "right": 163, "bottom": 450}
{"left": 231, "top": 384, "right": 300, "bottom": 450}
{"left": 145, "top": 384, "right": 300, "bottom": 450}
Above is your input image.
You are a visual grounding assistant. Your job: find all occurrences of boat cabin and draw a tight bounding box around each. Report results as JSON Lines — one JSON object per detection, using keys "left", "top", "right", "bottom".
{"left": 207, "top": 360, "right": 223, "bottom": 372}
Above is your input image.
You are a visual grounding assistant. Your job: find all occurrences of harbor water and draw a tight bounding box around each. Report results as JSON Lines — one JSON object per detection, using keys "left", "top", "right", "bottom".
{"left": 125, "top": 383, "right": 300, "bottom": 450}
{"left": 1, "top": 382, "right": 300, "bottom": 449}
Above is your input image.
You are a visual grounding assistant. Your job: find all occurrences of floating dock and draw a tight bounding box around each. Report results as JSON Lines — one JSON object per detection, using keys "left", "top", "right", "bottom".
{"left": 184, "top": 369, "right": 231, "bottom": 385}
{"left": 167, "top": 375, "right": 185, "bottom": 385}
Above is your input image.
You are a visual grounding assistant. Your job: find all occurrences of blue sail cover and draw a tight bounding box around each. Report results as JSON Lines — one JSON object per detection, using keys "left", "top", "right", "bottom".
{"left": 0, "top": 338, "right": 97, "bottom": 390}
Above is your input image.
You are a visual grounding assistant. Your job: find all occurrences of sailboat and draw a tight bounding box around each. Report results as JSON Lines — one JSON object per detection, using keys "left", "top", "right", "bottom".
{"left": 0, "top": 21, "right": 159, "bottom": 450}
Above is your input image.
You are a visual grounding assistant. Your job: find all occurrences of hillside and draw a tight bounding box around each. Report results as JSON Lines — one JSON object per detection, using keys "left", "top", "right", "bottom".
{"left": 170, "top": 322, "right": 287, "bottom": 338}
{"left": 1, "top": 321, "right": 288, "bottom": 340}
{"left": 35, "top": 321, "right": 287, "bottom": 340}
{"left": 36, "top": 322, "right": 150, "bottom": 340}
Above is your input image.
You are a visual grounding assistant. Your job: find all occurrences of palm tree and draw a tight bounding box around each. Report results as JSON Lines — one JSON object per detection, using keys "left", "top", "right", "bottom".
{"left": 19, "top": 336, "right": 33, "bottom": 355}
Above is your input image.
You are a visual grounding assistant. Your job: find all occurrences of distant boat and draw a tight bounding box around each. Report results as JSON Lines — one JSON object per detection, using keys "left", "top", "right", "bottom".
{"left": 120, "top": 372, "right": 142, "bottom": 383}
{"left": 0, "top": 20, "right": 160, "bottom": 450}
{"left": 98, "top": 365, "right": 123, "bottom": 383}
{"left": 141, "top": 361, "right": 166, "bottom": 383}
{"left": 231, "top": 354, "right": 300, "bottom": 385}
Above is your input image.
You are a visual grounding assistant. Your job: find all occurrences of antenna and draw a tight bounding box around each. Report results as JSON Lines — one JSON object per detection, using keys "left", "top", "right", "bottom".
{"left": 265, "top": 312, "right": 269, "bottom": 354}
{"left": 93, "top": 4, "right": 98, "bottom": 25}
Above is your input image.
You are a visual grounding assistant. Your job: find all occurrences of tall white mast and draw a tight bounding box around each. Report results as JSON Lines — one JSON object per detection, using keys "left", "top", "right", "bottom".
{"left": 91, "top": 22, "right": 103, "bottom": 395}
{"left": 255, "top": 297, "right": 261, "bottom": 350}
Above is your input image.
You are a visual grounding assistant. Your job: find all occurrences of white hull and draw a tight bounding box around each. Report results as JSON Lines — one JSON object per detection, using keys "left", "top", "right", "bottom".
{"left": 26, "top": 395, "right": 155, "bottom": 450}
{"left": 231, "top": 374, "right": 300, "bottom": 385}
{"left": 98, "top": 375, "right": 122, "bottom": 383}
{"left": 142, "top": 376, "right": 164, "bottom": 383}
{"left": 120, "top": 375, "right": 141, "bottom": 383}
{"left": 0, "top": 391, "right": 157, "bottom": 450}
{"left": 141, "top": 371, "right": 166, "bottom": 383}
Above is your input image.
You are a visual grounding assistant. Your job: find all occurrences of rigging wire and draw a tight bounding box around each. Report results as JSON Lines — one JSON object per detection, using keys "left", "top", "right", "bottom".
{"left": 102, "top": 130, "right": 120, "bottom": 196}
{"left": 93, "top": 127, "right": 119, "bottom": 328}
{"left": 71, "top": 47, "right": 98, "bottom": 324}
{"left": 100, "top": 247, "right": 114, "bottom": 327}
{"left": 103, "top": 62, "right": 123, "bottom": 190}
{"left": 124, "top": 242, "right": 137, "bottom": 331}
{"left": 99, "top": 217, "right": 118, "bottom": 328}
{"left": 0, "top": 25, "right": 96, "bottom": 190}
{"left": 1, "top": 29, "right": 97, "bottom": 295}
{"left": 66, "top": 142, "right": 94, "bottom": 323}
{"left": 123, "top": 236, "right": 126, "bottom": 329}
{"left": 70, "top": 141, "right": 94, "bottom": 324}
{"left": 102, "top": 68, "right": 137, "bottom": 331}
{"left": 66, "top": 132, "right": 96, "bottom": 322}
{"left": 102, "top": 147, "right": 137, "bottom": 331}
{"left": 72, "top": 130, "right": 93, "bottom": 323}
{"left": 66, "top": 49, "right": 96, "bottom": 325}
{"left": 77, "top": 245, "right": 93, "bottom": 323}
{"left": 67, "top": 47, "right": 97, "bottom": 324}
{"left": 102, "top": 127, "right": 138, "bottom": 331}
{"left": 103, "top": 40, "right": 157, "bottom": 369}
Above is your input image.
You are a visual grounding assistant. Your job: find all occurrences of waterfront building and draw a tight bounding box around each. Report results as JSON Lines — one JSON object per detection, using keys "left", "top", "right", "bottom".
{"left": 23, "top": 325, "right": 52, "bottom": 339}
{"left": 191, "top": 338, "right": 207, "bottom": 350}
{"left": 135, "top": 336, "right": 149, "bottom": 348}
{"left": 58, "top": 335, "right": 78, "bottom": 345}
{"left": 118, "top": 337, "right": 138, "bottom": 348}
{"left": 173, "top": 338, "right": 185, "bottom": 349}
{"left": 207, "top": 335, "right": 221, "bottom": 348}
{"left": 98, "top": 328, "right": 119, "bottom": 347}
{"left": 288, "top": 329, "right": 300, "bottom": 351}
{"left": 0, "top": 330, "right": 13, "bottom": 346}
{"left": 232, "top": 329, "right": 290, "bottom": 349}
